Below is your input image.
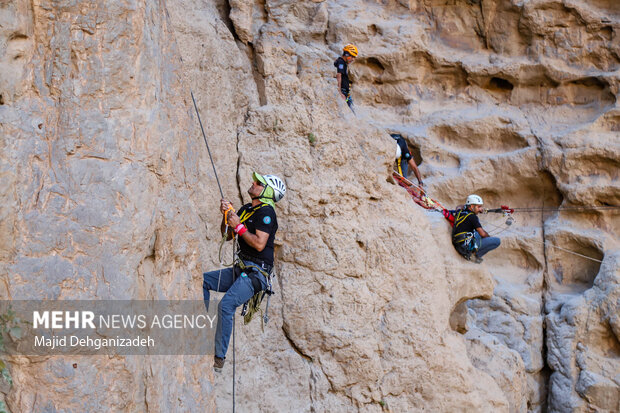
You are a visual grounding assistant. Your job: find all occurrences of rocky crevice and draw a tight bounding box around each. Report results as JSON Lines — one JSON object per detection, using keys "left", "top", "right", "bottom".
{"left": 539, "top": 187, "right": 552, "bottom": 412}
{"left": 214, "top": 0, "right": 238, "bottom": 42}
{"left": 246, "top": 42, "right": 268, "bottom": 107}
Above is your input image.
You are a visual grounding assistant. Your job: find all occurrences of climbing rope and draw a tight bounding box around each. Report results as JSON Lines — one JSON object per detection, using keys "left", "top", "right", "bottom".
{"left": 190, "top": 76, "right": 238, "bottom": 395}
{"left": 231, "top": 239, "right": 238, "bottom": 413}
{"left": 218, "top": 234, "right": 236, "bottom": 267}
{"left": 161, "top": 4, "right": 240, "bottom": 410}
{"left": 482, "top": 208, "right": 515, "bottom": 237}
{"left": 483, "top": 221, "right": 603, "bottom": 263}
{"left": 190, "top": 91, "right": 225, "bottom": 199}
{"left": 392, "top": 172, "right": 446, "bottom": 211}
{"left": 511, "top": 206, "right": 620, "bottom": 213}
{"left": 482, "top": 204, "right": 608, "bottom": 263}
{"left": 485, "top": 220, "right": 514, "bottom": 237}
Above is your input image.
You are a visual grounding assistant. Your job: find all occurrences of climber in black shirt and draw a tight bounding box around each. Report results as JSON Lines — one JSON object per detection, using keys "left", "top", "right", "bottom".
{"left": 391, "top": 133, "right": 424, "bottom": 187}
{"left": 203, "top": 172, "right": 286, "bottom": 372}
{"left": 334, "top": 44, "right": 358, "bottom": 110}
{"left": 450, "top": 195, "right": 501, "bottom": 263}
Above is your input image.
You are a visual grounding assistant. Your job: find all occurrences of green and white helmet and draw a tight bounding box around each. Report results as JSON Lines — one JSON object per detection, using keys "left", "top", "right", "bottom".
{"left": 253, "top": 172, "right": 286, "bottom": 207}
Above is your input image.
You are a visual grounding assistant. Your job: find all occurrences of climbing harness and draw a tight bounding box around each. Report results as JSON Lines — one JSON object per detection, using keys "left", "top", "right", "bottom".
{"left": 239, "top": 203, "right": 269, "bottom": 223}
{"left": 344, "top": 91, "right": 355, "bottom": 113}
{"left": 395, "top": 154, "right": 405, "bottom": 177}
{"left": 235, "top": 258, "right": 275, "bottom": 327}
{"left": 215, "top": 206, "right": 277, "bottom": 349}
{"left": 235, "top": 203, "right": 273, "bottom": 325}
{"left": 235, "top": 203, "right": 275, "bottom": 326}
{"left": 451, "top": 209, "right": 480, "bottom": 260}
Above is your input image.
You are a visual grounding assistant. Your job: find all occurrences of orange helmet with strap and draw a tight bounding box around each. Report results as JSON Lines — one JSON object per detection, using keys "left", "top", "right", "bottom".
{"left": 343, "top": 44, "right": 358, "bottom": 57}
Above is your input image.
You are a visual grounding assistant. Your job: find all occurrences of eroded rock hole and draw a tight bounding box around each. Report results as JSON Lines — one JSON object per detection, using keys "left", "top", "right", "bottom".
{"left": 8, "top": 33, "right": 28, "bottom": 41}
{"left": 410, "top": 143, "right": 423, "bottom": 166}
{"left": 0, "top": 95, "right": 4, "bottom": 105}
{"left": 600, "top": 26, "right": 613, "bottom": 41}
{"left": 431, "top": 123, "right": 528, "bottom": 153}
{"left": 449, "top": 301, "right": 469, "bottom": 334}
{"left": 560, "top": 76, "right": 616, "bottom": 106}
{"left": 424, "top": 149, "right": 460, "bottom": 168}
{"left": 548, "top": 236, "right": 603, "bottom": 292}
{"left": 364, "top": 57, "right": 386, "bottom": 79}
{"left": 570, "top": 77, "right": 607, "bottom": 89}
{"left": 368, "top": 57, "right": 385, "bottom": 70}
{"left": 535, "top": 171, "right": 564, "bottom": 212}
{"left": 489, "top": 77, "right": 514, "bottom": 91}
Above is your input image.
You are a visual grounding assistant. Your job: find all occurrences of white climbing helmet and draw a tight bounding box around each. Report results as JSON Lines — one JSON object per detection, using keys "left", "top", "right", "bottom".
{"left": 466, "top": 194, "right": 484, "bottom": 205}
{"left": 263, "top": 174, "right": 286, "bottom": 202}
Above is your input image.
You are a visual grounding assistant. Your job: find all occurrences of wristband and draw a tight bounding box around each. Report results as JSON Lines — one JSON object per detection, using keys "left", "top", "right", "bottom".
{"left": 234, "top": 224, "right": 248, "bottom": 236}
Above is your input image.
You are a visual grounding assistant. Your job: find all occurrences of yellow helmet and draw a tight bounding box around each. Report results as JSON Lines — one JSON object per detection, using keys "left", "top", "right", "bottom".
{"left": 343, "top": 44, "right": 358, "bottom": 57}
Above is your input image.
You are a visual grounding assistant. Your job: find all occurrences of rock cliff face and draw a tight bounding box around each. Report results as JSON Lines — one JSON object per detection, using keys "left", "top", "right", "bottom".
{"left": 1, "top": 0, "right": 618, "bottom": 412}
{"left": 0, "top": 0, "right": 212, "bottom": 410}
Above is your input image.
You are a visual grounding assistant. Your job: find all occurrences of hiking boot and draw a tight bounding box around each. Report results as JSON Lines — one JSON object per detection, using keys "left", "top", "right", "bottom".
{"left": 213, "top": 356, "right": 225, "bottom": 372}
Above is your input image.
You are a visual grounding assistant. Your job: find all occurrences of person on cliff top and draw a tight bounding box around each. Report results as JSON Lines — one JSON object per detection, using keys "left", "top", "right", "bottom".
{"left": 450, "top": 195, "right": 500, "bottom": 263}
{"left": 392, "top": 133, "right": 424, "bottom": 187}
{"left": 203, "top": 172, "right": 285, "bottom": 372}
{"left": 334, "top": 44, "right": 357, "bottom": 110}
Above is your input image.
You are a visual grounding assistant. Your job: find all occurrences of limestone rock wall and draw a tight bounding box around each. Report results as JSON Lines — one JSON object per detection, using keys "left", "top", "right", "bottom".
{"left": 0, "top": 0, "right": 618, "bottom": 412}
{"left": 0, "top": 0, "right": 213, "bottom": 410}
{"left": 329, "top": 0, "right": 619, "bottom": 411}
{"left": 169, "top": 0, "right": 507, "bottom": 410}
{"left": 209, "top": 0, "right": 619, "bottom": 411}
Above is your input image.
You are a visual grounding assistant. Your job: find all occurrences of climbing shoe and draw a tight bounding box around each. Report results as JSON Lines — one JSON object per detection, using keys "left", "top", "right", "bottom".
{"left": 473, "top": 256, "right": 484, "bottom": 264}
{"left": 213, "top": 356, "right": 225, "bottom": 372}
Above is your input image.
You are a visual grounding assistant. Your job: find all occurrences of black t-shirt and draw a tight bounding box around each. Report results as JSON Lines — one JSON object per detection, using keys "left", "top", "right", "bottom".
{"left": 450, "top": 209, "right": 481, "bottom": 234}
{"left": 334, "top": 56, "right": 350, "bottom": 95}
{"left": 237, "top": 203, "right": 278, "bottom": 266}
{"left": 393, "top": 135, "right": 412, "bottom": 161}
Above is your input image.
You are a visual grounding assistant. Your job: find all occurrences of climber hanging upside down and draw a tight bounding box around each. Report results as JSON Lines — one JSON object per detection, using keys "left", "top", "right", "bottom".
{"left": 203, "top": 172, "right": 285, "bottom": 372}
{"left": 450, "top": 195, "right": 500, "bottom": 263}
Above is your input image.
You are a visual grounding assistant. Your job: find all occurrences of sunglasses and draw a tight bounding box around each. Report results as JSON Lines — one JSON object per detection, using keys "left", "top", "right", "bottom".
{"left": 254, "top": 180, "right": 265, "bottom": 187}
